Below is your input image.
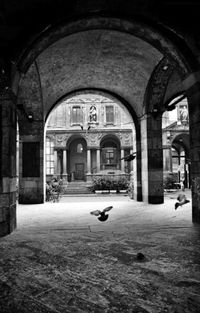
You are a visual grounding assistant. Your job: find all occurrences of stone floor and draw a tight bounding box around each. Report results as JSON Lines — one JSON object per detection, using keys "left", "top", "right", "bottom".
{"left": 0, "top": 190, "right": 200, "bottom": 313}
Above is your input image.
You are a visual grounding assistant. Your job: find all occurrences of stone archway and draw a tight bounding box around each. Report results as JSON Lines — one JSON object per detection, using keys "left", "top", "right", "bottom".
{"left": 1, "top": 13, "right": 200, "bottom": 239}
{"left": 15, "top": 19, "right": 200, "bottom": 213}
{"left": 171, "top": 134, "right": 190, "bottom": 189}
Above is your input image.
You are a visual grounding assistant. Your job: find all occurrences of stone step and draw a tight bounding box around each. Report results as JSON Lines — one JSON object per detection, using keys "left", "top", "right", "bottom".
{"left": 62, "top": 182, "right": 92, "bottom": 194}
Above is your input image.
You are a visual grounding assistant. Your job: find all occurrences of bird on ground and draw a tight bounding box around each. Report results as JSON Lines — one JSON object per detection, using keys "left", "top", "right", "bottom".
{"left": 136, "top": 252, "right": 145, "bottom": 261}
{"left": 90, "top": 206, "right": 113, "bottom": 222}
{"left": 175, "top": 194, "right": 190, "bottom": 210}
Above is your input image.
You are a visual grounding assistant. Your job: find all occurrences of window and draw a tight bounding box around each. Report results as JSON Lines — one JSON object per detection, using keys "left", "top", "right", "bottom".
{"left": 72, "top": 106, "right": 83, "bottom": 124}
{"left": 106, "top": 106, "right": 114, "bottom": 124}
{"left": 77, "top": 143, "right": 83, "bottom": 153}
{"left": 103, "top": 148, "right": 116, "bottom": 164}
{"left": 46, "top": 138, "right": 54, "bottom": 175}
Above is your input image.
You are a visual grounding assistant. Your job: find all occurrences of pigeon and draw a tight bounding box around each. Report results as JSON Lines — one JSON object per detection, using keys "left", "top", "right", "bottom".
{"left": 90, "top": 206, "right": 113, "bottom": 222}
{"left": 120, "top": 153, "right": 136, "bottom": 162}
{"left": 175, "top": 194, "right": 190, "bottom": 210}
{"left": 136, "top": 252, "right": 145, "bottom": 261}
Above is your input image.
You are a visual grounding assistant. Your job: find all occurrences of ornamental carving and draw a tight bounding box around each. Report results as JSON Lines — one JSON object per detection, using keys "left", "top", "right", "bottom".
{"left": 86, "top": 133, "right": 100, "bottom": 146}
{"left": 83, "top": 132, "right": 103, "bottom": 146}
{"left": 123, "top": 133, "right": 133, "bottom": 146}
{"left": 55, "top": 134, "right": 69, "bottom": 146}
{"left": 116, "top": 132, "right": 133, "bottom": 146}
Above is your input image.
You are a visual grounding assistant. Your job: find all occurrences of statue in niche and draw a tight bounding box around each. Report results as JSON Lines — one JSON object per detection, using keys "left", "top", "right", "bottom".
{"left": 179, "top": 105, "right": 188, "bottom": 124}
{"left": 89, "top": 105, "right": 97, "bottom": 122}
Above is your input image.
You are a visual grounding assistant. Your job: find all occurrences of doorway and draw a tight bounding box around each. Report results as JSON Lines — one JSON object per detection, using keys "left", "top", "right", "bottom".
{"left": 75, "top": 163, "right": 85, "bottom": 180}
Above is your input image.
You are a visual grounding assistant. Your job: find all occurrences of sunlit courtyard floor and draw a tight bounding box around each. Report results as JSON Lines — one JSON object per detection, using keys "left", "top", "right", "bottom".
{"left": 0, "top": 189, "right": 200, "bottom": 312}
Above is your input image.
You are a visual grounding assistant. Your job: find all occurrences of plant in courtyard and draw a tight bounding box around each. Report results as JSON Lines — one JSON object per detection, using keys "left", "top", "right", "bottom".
{"left": 89, "top": 176, "right": 129, "bottom": 192}
{"left": 163, "top": 174, "right": 177, "bottom": 189}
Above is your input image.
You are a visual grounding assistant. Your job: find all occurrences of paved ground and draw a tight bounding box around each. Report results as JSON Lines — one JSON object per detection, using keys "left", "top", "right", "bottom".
{"left": 0, "top": 190, "right": 200, "bottom": 313}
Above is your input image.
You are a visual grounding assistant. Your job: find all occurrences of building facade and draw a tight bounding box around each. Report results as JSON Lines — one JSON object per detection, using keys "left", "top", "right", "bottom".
{"left": 45, "top": 95, "right": 135, "bottom": 186}
{"left": 45, "top": 94, "right": 190, "bottom": 190}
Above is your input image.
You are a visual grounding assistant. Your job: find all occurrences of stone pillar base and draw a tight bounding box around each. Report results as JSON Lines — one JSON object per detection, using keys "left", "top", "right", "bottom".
{"left": 0, "top": 199, "right": 16, "bottom": 237}
{"left": 86, "top": 174, "right": 92, "bottom": 183}
{"left": 61, "top": 174, "right": 68, "bottom": 182}
{"left": 149, "top": 195, "right": 164, "bottom": 204}
{"left": 18, "top": 193, "right": 44, "bottom": 204}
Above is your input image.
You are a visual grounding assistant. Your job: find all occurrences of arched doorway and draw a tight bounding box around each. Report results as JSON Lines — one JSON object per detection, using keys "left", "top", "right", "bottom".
{"left": 100, "top": 136, "right": 121, "bottom": 172}
{"left": 171, "top": 134, "right": 190, "bottom": 188}
{"left": 68, "top": 137, "right": 87, "bottom": 181}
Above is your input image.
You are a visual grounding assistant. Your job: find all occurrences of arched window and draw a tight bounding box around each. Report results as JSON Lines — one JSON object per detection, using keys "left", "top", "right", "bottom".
{"left": 77, "top": 143, "right": 83, "bottom": 153}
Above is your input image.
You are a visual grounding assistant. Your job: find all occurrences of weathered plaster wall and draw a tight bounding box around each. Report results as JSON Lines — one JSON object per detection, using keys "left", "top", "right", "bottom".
{"left": 0, "top": 95, "right": 16, "bottom": 236}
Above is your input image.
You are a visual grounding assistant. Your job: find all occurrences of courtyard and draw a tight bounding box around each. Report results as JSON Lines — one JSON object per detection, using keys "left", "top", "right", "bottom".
{"left": 0, "top": 190, "right": 200, "bottom": 312}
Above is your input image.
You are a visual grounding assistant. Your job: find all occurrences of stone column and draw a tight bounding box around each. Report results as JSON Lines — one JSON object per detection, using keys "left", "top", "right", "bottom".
{"left": 163, "top": 145, "right": 172, "bottom": 172}
{"left": 141, "top": 114, "right": 163, "bottom": 204}
{"left": 87, "top": 149, "right": 91, "bottom": 174}
{"left": 184, "top": 73, "right": 200, "bottom": 223}
{"left": 121, "top": 149, "right": 125, "bottom": 172}
{"left": 86, "top": 148, "right": 92, "bottom": 183}
{"left": 54, "top": 150, "right": 57, "bottom": 175}
{"left": 63, "top": 149, "right": 67, "bottom": 174}
{"left": 62, "top": 149, "right": 68, "bottom": 182}
{"left": 96, "top": 148, "right": 100, "bottom": 172}
{"left": 133, "top": 123, "right": 143, "bottom": 202}
{"left": 0, "top": 88, "right": 17, "bottom": 237}
{"left": 130, "top": 149, "right": 134, "bottom": 172}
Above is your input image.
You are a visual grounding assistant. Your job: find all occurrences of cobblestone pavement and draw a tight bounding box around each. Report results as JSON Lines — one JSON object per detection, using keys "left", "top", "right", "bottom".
{"left": 0, "top": 190, "right": 200, "bottom": 313}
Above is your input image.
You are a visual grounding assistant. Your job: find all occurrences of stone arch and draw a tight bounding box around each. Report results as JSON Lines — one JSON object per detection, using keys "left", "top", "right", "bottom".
{"left": 171, "top": 133, "right": 190, "bottom": 189}
{"left": 46, "top": 89, "right": 142, "bottom": 200}
{"left": 13, "top": 14, "right": 200, "bottom": 218}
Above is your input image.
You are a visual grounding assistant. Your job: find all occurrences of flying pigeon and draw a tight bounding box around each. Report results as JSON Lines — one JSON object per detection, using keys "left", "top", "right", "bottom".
{"left": 90, "top": 206, "right": 113, "bottom": 222}
{"left": 175, "top": 194, "right": 190, "bottom": 210}
{"left": 120, "top": 153, "right": 136, "bottom": 162}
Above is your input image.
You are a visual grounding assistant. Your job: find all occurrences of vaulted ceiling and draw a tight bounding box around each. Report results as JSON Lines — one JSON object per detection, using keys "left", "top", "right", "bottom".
{"left": 1, "top": 0, "right": 200, "bottom": 62}
{"left": 1, "top": 0, "right": 200, "bottom": 121}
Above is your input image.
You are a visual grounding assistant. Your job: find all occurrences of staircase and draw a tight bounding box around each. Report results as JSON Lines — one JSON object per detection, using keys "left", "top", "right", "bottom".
{"left": 63, "top": 181, "right": 92, "bottom": 195}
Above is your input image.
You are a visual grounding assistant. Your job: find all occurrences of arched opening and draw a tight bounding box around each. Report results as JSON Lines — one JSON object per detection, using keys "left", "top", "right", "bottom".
{"left": 11, "top": 14, "right": 200, "bottom": 220}
{"left": 100, "top": 136, "right": 121, "bottom": 172}
{"left": 45, "top": 91, "right": 136, "bottom": 197}
{"left": 67, "top": 137, "right": 87, "bottom": 182}
{"left": 162, "top": 95, "right": 190, "bottom": 191}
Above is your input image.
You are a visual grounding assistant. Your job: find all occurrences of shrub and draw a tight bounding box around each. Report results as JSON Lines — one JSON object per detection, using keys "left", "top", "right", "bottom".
{"left": 163, "top": 174, "right": 177, "bottom": 189}
{"left": 89, "top": 176, "right": 129, "bottom": 192}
